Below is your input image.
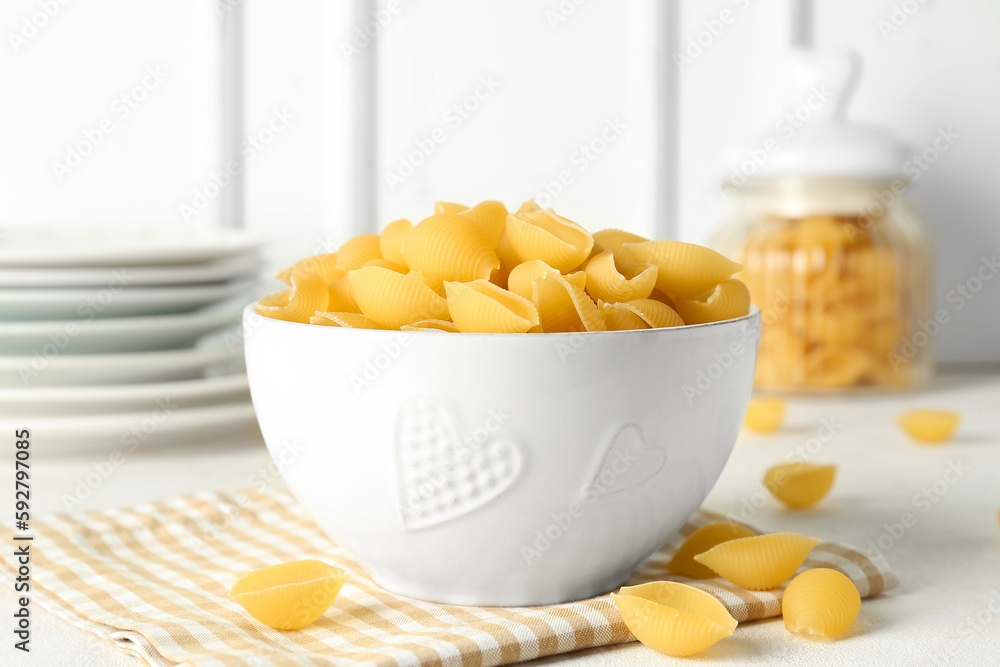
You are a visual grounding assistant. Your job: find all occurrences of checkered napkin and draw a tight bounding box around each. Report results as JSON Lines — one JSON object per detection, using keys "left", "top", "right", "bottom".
{"left": 0, "top": 490, "right": 898, "bottom": 666}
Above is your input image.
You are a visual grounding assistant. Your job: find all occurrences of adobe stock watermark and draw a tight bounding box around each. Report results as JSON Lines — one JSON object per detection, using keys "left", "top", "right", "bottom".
{"left": 50, "top": 65, "right": 168, "bottom": 182}
{"left": 383, "top": 75, "right": 501, "bottom": 192}
{"left": 544, "top": 0, "right": 590, "bottom": 31}
{"left": 878, "top": 0, "right": 931, "bottom": 40}
{"left": 864, "top": 459, "right": 969, "bottom": 564}
{"left": 673, "top": 0, "right": 755, "bottom": 71}
{"left": 926, "top": 589, "right": 1000, "bottom": 667}
{"left": 7, "top": 0, "right": 72, "bottom": 53}
{"left": 179, "top": 106, "right": 294, "bottom": 221}
{"left": 349, "top": 332, "right": 414, "bottom": 394}
{"left": 213, "top": 0, "right": 243, "bottom": 20}
{"left": 532, "top": 116, "right": 628, "bottom": 208}
{"left": 340, "top": 0, "right": 406, "bottom": 61}
{"left": 60, "top": 398, "right": 179, "bottom": 514}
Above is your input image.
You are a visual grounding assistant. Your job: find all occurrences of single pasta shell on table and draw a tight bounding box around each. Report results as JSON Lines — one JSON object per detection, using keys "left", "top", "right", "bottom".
{"left": 229, "top": 560, "right": 349, "bottom": 631}
{"left": 434, "top": 200, "right": 467, "bottom": 214}
{"left": 458, "top": 200, "right": 508, "bottom": 247}
{"left": 693, "top": 533, "right": 821, "bottom": 590}
{"left": 666, "top": 522, "right": 757, "bottom": 579}
{"left": 611, "top": 581, "right": 737, "bottom": 657}
{"left": 335, "top": 233, "right": 382, "bottom": 270}
{"left": 274, "top": 253, "right": 341, "bottom": 286}
{"left": 602, "top": 299, "right": 684, "bottom": 330}
{"left": 327, "top": 275, "right": 361, "bottom": 313}
{"left": 782, "top": 568, "right": 861, "bottom": 638}
{"left": 507, "top": 259, "right": 586, "bottom": 300}
{"left": 764, "top": 463, "right": 837, "bottom": 510}
{"left": 897, "top": 410, "right": 960, "bottom": 443}
{"left": 379, "top": 218, "right": 413, "bottom": 268}
{"left": 743, "top": 397, "right": 786, "bottom": 433}
{"left": 445, "top": 280, "right": 540, "bottom": 333}
{"left": 584, "top": 250, "right": 658, "bottom": 303}
{"left": 531, "top": 273, "right": 607, "bottom": 333}
{"left": 310, "top": 312, "right": 382, "bottom": 329}
{"left": 348, "top": 266, "right": 449, "bottom": 330}
{"left": 403, "top": 213, "right": 500, "bottom": 282}
{"left": 505, "top": 209, "right": 594, "bottom": 272}
{"left": 592, "top": 228, "right": 648, "bottom": 256}
{"left": 400, "top": 319, "right": 460, "bottom": 333}
{"left": 620, "top": 240, "right": 743, "bottom": 298}
{"left": 254, "top": 270, "right": 329, "bottom": 323}
{"left": 673, "top": 279, "right": 751, "bottom": 325}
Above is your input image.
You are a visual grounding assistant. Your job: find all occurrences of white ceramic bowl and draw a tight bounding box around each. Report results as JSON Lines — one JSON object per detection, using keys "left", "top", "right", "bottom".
{"left": 243, "top": 304, "right": 760, "bottom": 606}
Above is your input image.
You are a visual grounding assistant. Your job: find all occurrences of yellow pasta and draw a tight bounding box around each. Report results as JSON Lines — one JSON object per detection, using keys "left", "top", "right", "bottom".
{"left": 782, "top": 568, "right": 861, "bottom": 638}
{"left": 764, "top": 463, "right": 837, "bottom": 510}
{"left": 666, "top": 522, "right": 757, "bottom": 579}
{"left": 458, "top": 200, "right": 508, "bottom": 247}
{"left": 599, "top": 301, "right": 649, "bottom": 331}
{"left": 379, "top": 218, "right": 413, "bottom": 268}
{"left": 803, "top": 347, "right": 872, "bottom": 389}
{"left": 310, "top": 312, "right": 382, "bottom": 329}
{"left": 584, "top": 250, "right": 657, "bottom": 303}
{"left": 335, "top": 233, "right": 382, "bottom": 270}
{"left": 400, "top": 319, "right": 460, "bottom": 333}
{"left": 327, "top": 275, "right": 361, "bottom": 313}
{"left": 515, "top": 199, "right": 541, "bottom": 215}
{"left": 897, "top": 409, "right": 960, "bottom": 443}
{"left": 408, "top": 269, "right": 446, "bottom": 297}
{"left": 505, "top": 209, "right": 594, "bottom": 272}
{"left": 602, "top": 299, "right": 684, "bottom": 330}
{"left": 361, "top": 258, "right": 406, "bottom": 272}
{"left": 444, "top": 280, "right": 539, "bottom": 333}
{"left": 275, "top": 253, "right": 342, "bottom": 286}
{"left": 507, "top": 259, "right": 586, "bottom": 300}
{"left": 403, "top": 213, "right": 499, "bottom": 282}
{"left": 348, "top": 266, "right": 449, "bottom": 330}
{"left": 531, "top": 273, "right": 607, "bottom": 333}
{"left": 693, "top": 533, "right": 821, "bottom": 590}
{"left": 254, "top": 270, "right": 329, "bottom": 324}
{"left": 592, "top": 228, "right": 648, "bottom": 256}
{"left": 742, "top": 397, "right": 786, "bottom": 433}
{"left": 434, "top": 200, "right": 467, "bottom": 214}
{"left": 611, "top": 582, "right": 737, "bottom": 657}
{"left": 621, "top": 240, "right": 743, "bottom": 298}
{"left": 673, "top": 279, "right": 751, "bottom": 324}
{"left": 229, "top": 560, "right": 348, "bottom": 631}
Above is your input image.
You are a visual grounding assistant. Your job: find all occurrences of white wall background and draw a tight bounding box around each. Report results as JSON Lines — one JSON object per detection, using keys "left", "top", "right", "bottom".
{"left": 2, "top": 0, "right": 998, "bottom": 363}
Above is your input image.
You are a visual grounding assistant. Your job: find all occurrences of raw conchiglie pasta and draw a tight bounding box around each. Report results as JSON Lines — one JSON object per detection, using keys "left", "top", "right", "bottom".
{"left": 434, "top": 200, "right": 467, "bottom": 214}
{"left": 379, "top": 218, "right": 412, "bottom": 268}
{"left": 327, "top": 275, "right": 360, "bottom": 313}
{"left": 506, "top": 209, "right": 594, "bottom": 272}
{"left": 782, "top": 568, "right": 861, "bottom": 638}
{"left": 254, "top": 270, "right": 329, "bottom": 324}
{"left": 407, "top": 269, "right": 445, "bottom": 297}
{"left": 666, "top": 522, "right": 757, "bottom": 579}
{"left": 348, "top": 266, "right": 448, "bottom": 330}
{"left": 584, "top": 251, "right": 657, "bottom": 303}
{"left": 458, "top": 200, "right": 508, "bottom": 247}
{"left": 335, "top": 234, "right": 382, "bottom": 270}
{"left": 608, "top": 299, "right": 684, "bottom": 329}
{"left": 361, "top": 258, "right": 406, "bottom": 272}
{"left": 403, "top": 213, "right": 499, "bottom": 282}
{"left": 444, "top": 280, "right": 539, "bottom": 333}
{"left": 532, "top": 273, "right": 606, "bottom": 333}
{"left": 804, "top": 347, "right": 872, "bottom": 389}
{"left": 310, "top": 312, "right": 382, "bottom": 329}
{"left": 515, "top": 199, "right": 541, "bottom": 215}
{"left": 673, "top": 279, "right": 751, "bottom": 324}
{"left": 275, "top": 253, "right": 342, "bottom": 286}
{"left": 599, "top": 301, "right": 650, "bottom": 331}
{"left": 507, "top": 259, "right": 585, "bottom": 300}
{"left": 743, "top": 397, "right": 786, "bottom": 433}
{"left": 693, "top": 533, "right": 821, "bottom": 590}
{"left": 897, "top": 409, "right": 960, "bottom": 443}
{"left": 621, "top": 240, "right": 743, "bottom": 298}
{"left": 592, "top": 228, "right": 648, "bottom": 256}
{"left": 400, "top": 319, "right": 460, "bottom": 332}
{"left": 611, "top": 582, "right": 737, "bottom": 657}
{"left": 764, "top": 463, "right": 837, "bottom": 510}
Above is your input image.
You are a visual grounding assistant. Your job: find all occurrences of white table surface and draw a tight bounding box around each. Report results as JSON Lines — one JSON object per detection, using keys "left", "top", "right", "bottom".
{"left": 3, "top": 369, "right": 999, "bottom": 667}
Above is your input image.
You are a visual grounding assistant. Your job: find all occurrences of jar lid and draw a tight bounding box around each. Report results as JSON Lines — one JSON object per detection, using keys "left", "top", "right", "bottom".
{"left": 726, "top": 51, "right": 910, "bottom": 183}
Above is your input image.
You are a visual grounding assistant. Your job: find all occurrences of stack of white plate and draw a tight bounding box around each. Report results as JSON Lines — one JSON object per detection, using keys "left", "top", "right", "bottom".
{"left": 0, "top": 225, "right": 265, "bottom": 453}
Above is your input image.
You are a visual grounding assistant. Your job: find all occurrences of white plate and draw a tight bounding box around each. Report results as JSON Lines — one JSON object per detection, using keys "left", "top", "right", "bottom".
{"left": 0, "top": 278, "right": 259, "bottom": 320}
{"left": 0, "top": 402, "right": 261, "bottom": 453}
{"left": 0, "top": 374, "right": 251, "bottom": 417}
{"left": 0, "top": 307, "right": 243, "bottom": 355}
{"left": 0, "top": 252, "right": 263, "bottom": 287}
{"left": 0, "top": 345, "right": 244, "bottom": 387}
{"left": 0, "top": 225, "right": 263, "bottom": 268}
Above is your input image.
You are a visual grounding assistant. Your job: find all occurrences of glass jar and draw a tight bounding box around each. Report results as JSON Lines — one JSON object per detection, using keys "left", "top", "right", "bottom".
{"left": 713, "top": 175, "right": 932, "bottom": 392}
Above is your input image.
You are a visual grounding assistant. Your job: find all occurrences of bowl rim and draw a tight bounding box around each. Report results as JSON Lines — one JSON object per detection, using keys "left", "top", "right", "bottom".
{"left": 243, "top": 303, "right": 760, "bottom": 338}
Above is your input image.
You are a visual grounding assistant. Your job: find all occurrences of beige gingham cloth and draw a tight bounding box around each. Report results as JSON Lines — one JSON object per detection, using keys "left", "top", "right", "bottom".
{"left": 0, "top": 490, "right": 898, "bottom": 666}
